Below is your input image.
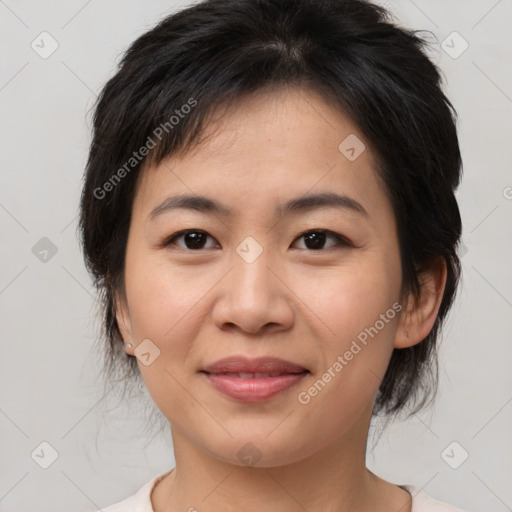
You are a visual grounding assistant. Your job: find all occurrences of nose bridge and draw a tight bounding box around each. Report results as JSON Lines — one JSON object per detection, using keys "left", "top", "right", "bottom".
{"left": 231, "top": 234, "right": 275, "bottom": 300}
{"left": 210, "top": 234, "right": 294, "bottom": 334}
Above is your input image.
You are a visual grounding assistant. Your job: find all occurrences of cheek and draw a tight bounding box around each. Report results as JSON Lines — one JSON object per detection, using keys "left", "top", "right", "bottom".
{"left": 122, "top": 254, "right": 211, "bottom": 421}
{"left": 291, "top": 252, "right": 401, "bottom": 347}
{"left": 289, "top": 253, "right": 401, "bottom": 412}
{"left": 125, "top": 252, "right": 210, "bottom": 341}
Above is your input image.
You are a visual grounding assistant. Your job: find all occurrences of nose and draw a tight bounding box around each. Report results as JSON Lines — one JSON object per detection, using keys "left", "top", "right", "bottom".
{"left": 210, "top": 245, "right": 295, "bottom": 335}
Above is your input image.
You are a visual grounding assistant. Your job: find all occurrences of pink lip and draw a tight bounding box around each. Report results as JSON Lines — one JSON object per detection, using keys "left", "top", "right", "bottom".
{"left": 201, "top": 356, "right": 309, "bottom": 402}
{"left": 202, "top": 355, "right": 307, "bottom": 374}
{"left": 203, "top": 372, "right": 308, "bottom": 402}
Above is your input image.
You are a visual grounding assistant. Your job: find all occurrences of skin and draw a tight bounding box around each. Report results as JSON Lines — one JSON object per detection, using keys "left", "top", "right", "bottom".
{"left": 115, "top": 86, "right": 447, "bottom": 512}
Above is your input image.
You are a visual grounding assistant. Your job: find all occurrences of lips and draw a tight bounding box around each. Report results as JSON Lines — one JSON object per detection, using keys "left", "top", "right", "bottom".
{"left": 212, "top": 372, "right": 290, "bottom": 378}
{"left": 201, "top": 356, "right": 308, "bottom": 375}
{"left": 200, "top": 356, "right": 309, "bottom": 402}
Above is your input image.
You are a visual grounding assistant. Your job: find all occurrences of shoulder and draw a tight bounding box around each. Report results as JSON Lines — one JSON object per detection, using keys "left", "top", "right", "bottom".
{"left": 402, "top": 485, "right": 471, "bottom": 512}
{"left": 93, "top": 469, "right": 173, "bottom": 512}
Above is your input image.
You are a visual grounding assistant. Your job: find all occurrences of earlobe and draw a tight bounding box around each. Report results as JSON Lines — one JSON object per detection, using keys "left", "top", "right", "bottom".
{"left": 394, "top": 257, "right": 448, "bottom": 349}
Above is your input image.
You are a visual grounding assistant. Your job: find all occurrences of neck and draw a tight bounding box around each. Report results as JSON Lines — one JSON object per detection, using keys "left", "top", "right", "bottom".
{"left": 151, "top": 412, "right": 411, "bottom": 512}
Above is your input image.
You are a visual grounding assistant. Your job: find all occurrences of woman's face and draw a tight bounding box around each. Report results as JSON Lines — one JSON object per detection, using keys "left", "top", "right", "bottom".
{"left": 117, "top": 87, "right": 406, "bottom": 467}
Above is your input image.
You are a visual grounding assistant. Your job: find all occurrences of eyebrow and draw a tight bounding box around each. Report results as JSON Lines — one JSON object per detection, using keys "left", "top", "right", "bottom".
{"left": 148, "top": 191, "right": 368, "bottom": 220}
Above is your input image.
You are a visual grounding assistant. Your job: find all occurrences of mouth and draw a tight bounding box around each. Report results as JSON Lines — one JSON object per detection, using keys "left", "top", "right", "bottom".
{"left": 201, "top": 371, "right": 309, "bottom": 402}
{"left": 199, "top": 356, "right": 310, "bottom": 402}
{"left": 201, "top": 355, "right": 309, "bottom": 375}
{"left": 202, "top": 371, "right": 307, "bottom": 378}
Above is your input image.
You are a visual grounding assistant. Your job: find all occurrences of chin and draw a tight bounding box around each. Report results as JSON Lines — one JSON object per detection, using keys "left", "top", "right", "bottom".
{"left": 203, "top": 432, "right": 316, "bottom": 469}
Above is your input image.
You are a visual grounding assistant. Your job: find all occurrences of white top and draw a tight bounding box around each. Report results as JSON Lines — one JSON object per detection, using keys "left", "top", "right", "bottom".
{"left": 98, "top": 469, "right": 469, "bottom": 512}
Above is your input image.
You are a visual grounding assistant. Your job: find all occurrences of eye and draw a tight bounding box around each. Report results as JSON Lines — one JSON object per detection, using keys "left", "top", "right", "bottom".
{"left": 291, "top": 229, "right": 352, "bottom": 251}
{"left": 163, "top": 229, "right": 219, "bottom": 250}
{"left": 161, "top": 228, "right": 352, "bottom": 251}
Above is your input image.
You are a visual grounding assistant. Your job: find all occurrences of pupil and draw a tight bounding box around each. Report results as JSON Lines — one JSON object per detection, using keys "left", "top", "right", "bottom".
{"left": 305, "top": 232, "right": 325, "bottom": 250}
{"left": 185, "top": 232, "right": 206, "bottom": 249}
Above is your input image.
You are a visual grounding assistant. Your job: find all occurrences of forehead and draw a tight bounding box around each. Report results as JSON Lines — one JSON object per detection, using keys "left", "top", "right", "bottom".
{"left": 134, "top": 87, "right": 391, "bottom": 225}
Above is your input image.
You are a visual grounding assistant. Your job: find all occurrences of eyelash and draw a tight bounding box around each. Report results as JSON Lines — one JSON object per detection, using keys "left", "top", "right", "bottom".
{"left": 160, "top": 229, "right": 354, "bottom": 252}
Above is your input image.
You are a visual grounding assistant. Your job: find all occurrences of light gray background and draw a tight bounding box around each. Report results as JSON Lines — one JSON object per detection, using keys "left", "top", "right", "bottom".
{"left": 1, "top": 1, "right": 511, "bottom": 511}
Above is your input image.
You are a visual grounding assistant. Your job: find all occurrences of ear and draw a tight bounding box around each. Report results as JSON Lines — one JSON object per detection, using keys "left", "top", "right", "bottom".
{"left": 395, "top": 256, "right": 447, "bottom": 349}
{"left": 114, "top": 289, "right": 134, "bottom": 355}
